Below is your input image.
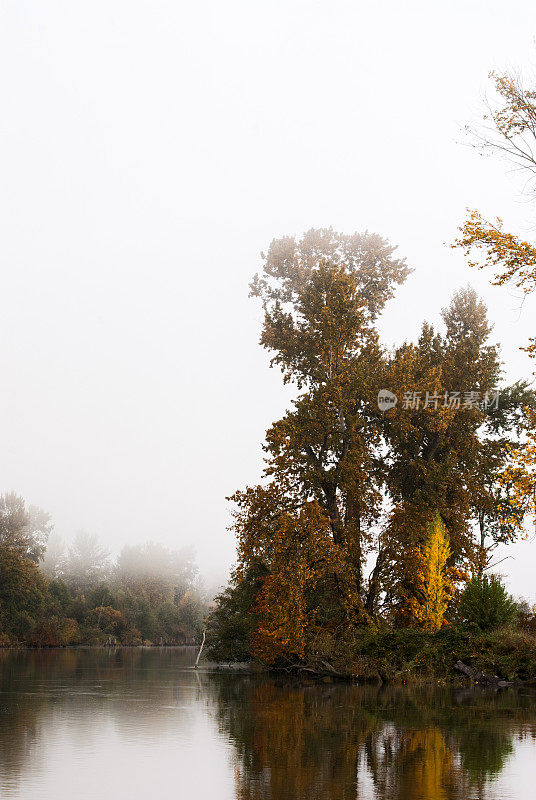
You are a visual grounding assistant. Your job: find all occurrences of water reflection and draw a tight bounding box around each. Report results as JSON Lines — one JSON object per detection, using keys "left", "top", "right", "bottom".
{"left": 210, "top": 677, "right": 536, "bottom": 800}
{"left": 1, "top": 649, "right": 536, "bottom": 799}
{"left": 0, "top": 648, "right": 226, "bottom": 799}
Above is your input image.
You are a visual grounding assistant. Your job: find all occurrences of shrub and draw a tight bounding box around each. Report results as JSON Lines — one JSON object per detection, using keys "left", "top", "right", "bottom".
{"left": 29, "top": 616, "right": 78, "bottom": 646}
{"left": 75, "top": 625, "right": 107, "bottom": 645}
{"left": 86, "top": 606, "right": 127, "bottom": 636}
{"left": 459, "top": 575, "right": 517, "bottom": 631}
{"left": 516, "top": 600, "right": 536, "bottom": 634}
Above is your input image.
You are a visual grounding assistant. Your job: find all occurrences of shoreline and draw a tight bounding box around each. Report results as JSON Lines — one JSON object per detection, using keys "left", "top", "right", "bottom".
{"left": 4, "top": 642, "right": 536, "bottom": 689}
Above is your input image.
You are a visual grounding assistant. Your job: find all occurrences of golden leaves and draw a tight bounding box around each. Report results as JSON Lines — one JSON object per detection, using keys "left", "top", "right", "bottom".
{"left": 452, "top": 209, "right": 536, "bottom": 293}
{"left": 398, "top": 514, "right": 452, "bottom": 631}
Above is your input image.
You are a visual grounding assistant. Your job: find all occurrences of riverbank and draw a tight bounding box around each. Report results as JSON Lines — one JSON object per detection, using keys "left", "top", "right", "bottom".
{"left": 3, "top": 647, "right": 536, "bottom": 799}
{"left": 10, "top": 623, "right": 535, "bottom": 688}
{"left": 208, "top": 625, "right": 536, "bottom": 685}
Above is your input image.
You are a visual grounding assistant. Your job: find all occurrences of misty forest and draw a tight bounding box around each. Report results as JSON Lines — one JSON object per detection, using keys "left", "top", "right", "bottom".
{"left": 5, "top": 8, "right": 536, "bottom": 800}
{"left": 3, "top": 68, "right": 536, "bottom": 682}
{"left": 0, "top": 501, "right": 206, "bottom": 646}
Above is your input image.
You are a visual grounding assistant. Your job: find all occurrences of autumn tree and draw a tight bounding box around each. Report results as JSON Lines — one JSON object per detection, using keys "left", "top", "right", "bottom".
{"left": 467, "top": 423, "right": 534, "bottom": 578}
{"left": 0, "top": 547, "right": 48, "bottom": 639}
{"left": 402, "top": 514, "right": 451, "bottom": 631}
{"left": 379, "top": 288, "right": 534, "bottom": 617}
{"left": 86, "top": 606, "right": 127, "bottom": 636}
{"left": 212, "top": 220, "right": 536, "bottom": 664}
{"left": 227, "top": 228, "right": 411, "bottom": 661}
{"left": 498, "top": 406, "right": 536, "bottom": 538}
{"left": 453, "top": 67, "right": 536, "bottom": 360}
{"left": 452, "top": 65, "right": 536, "bottom": 528}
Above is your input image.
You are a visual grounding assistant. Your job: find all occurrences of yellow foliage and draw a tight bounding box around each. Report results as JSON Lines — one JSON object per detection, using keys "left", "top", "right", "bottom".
{"left": 405, "top": 514, "right": 452, "bottom": 631}
{"left": 500, "top": 408, "right": 536, "bottom": 527}
{"left": 422, "top": 516, "right": 451, "bottom": 631}
{"left": 452, "top": 209, "right": 536, "bottom": 294}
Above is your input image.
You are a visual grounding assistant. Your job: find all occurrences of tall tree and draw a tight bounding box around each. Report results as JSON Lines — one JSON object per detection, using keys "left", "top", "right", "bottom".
{"left": 0, "top": 493, "right": 51, "bottom": 563}
{"left": 218, "top": 230, "right": 534, "bottom": 665}
{"left": 404, "top": 514, "right": 451, "bottom": 631}
{"left": 40, "top": 531, "right": 66, "bottom": 580}
{"left": 382, "top": 288, "right": 534, "bottom": 616}
{"left": 63, "top": 531, "right": 110, "bottom": 592}
{"left": 230, "top": 228, "right": 411, "bottom": 660}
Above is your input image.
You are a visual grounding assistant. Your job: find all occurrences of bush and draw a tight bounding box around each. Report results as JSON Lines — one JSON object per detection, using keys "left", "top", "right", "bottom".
{"left": 482, "top": 626, "right": 536, "bottom": 681}
{"left": 459, "top": 575, "right": 517, "bottom": 631}
{"left": 75, "top": 625, "right": 107, "bottom": 645}
{"left": 516, "top": 600, "right": 536, "bottom": 633}
{"left": 86, "top": 606, "right": 127, "bottom": 636}
{"left": 29, "top": 616, "right": 78, "bottom": 646}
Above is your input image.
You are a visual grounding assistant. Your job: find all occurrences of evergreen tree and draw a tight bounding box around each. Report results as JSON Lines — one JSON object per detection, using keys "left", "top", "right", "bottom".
{"left": 460, "top": 574, "right": 517, "bottom": 631}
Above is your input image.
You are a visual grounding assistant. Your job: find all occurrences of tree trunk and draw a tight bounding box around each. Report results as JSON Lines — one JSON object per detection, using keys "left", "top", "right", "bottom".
{"left": 194, "top": 629, "right": 206, "bottom": 669}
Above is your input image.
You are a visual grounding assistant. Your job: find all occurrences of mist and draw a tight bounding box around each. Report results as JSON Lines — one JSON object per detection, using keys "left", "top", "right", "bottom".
{"left": 1, "top": 0, "right": 536, "bottom": 598}
{"left": 4, "top": 4, "right": 536, "bottom": 800}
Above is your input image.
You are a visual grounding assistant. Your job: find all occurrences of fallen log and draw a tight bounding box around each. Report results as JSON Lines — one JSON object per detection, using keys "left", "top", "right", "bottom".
{"left": 454, "top": 660, "right": 514, "bottom": 687}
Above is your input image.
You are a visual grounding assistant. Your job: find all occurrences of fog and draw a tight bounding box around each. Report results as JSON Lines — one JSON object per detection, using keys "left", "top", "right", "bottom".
{"left": 1, "top": 1, "right": 536, "bottom": 594}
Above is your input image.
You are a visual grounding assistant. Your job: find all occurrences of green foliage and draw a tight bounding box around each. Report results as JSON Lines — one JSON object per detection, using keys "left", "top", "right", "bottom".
{"left": 459, "top": 574, "right": 517, "bottom": 631}
{"left": 206, "top": 568, "right": 262, "bottom": 662}
{"left": 0, "top": 548, "right": 48, "bottom": 637}
{"left": 0, "top": 493, "right": 50, "bottom": 563}
{"left": 343, "top": 625, "right": 536, "bottom": 682}
{"left": 0, "top": 513, "right": 207, "bottom": 646}
{"left": 48, "top": 579, "right": 73, "bottom": 614}
{"left": 87, "top": 583, "right": 117, "bottom": 609}
{"left": 86, "top": 606, "right": 127, "bottom": 636}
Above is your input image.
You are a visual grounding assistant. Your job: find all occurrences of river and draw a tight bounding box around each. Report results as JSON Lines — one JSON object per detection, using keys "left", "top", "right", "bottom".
{"left": 1, "top": 647, "right": 536, "bottom": 799}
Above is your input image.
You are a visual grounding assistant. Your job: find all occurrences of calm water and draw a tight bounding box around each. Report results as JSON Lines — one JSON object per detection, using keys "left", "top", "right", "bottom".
{"left": 1, "top": 648, "right": 536, "bottom": 799}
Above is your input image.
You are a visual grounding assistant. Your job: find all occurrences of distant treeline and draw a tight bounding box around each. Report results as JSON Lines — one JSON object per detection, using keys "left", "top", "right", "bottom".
{"left": 0, "top": 492, "right": 207, "bottom": 647}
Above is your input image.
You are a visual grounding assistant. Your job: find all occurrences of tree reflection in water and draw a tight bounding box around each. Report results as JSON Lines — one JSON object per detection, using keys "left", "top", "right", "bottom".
{"left": 1, "top": 650, "right": 536, "bottom": 800}
{"left": 209, "top": 677, "right": 536, "bottom": 800}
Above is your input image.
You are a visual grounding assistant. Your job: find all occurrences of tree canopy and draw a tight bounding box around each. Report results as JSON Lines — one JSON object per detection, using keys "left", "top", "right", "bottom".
{"left": 215, "top": 228, "right": 536, "bottom": 666}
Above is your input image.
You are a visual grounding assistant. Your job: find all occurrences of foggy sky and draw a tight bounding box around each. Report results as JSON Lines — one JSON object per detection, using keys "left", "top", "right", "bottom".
{"left": 1, "top": 0, "right": 536, "bottom": 595}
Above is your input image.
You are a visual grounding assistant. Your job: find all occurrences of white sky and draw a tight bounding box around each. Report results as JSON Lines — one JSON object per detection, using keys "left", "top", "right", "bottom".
{"left": 1, "top": 0, "right": 536, "bottom": 596}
